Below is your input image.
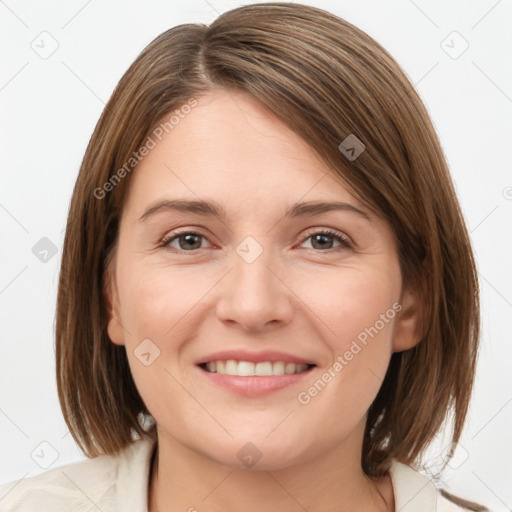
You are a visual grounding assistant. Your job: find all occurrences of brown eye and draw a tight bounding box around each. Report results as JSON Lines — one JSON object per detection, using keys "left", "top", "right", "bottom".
{"left": 161, "top": 232, "right": 207, "bottom": 251}
{"left": 300, "top": 228, "right": 353, "bottom": 251}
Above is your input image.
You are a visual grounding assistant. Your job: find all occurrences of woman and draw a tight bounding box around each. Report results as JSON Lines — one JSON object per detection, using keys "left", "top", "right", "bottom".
{"left": 0, "top": 3, "right": 487, "bottom": 511}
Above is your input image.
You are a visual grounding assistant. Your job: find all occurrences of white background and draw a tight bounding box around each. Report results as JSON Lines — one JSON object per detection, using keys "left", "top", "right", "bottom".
{"left": 1, "top": 0, "right": 511, "bottom": 510}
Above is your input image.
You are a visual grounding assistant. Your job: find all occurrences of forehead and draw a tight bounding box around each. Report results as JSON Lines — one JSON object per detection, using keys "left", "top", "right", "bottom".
{"left": 123, "top": 88, "right": 368, "bottom": 218}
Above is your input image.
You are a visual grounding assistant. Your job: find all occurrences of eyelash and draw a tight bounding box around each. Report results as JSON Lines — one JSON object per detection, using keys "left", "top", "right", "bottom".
{"left": 159, "top": 227, "right": 353, "bottom": 253}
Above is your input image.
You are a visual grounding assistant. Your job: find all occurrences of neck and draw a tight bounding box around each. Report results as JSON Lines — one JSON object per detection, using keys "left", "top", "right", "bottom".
{"left": 148, "top": 423, "right": 394, "bottom": 512}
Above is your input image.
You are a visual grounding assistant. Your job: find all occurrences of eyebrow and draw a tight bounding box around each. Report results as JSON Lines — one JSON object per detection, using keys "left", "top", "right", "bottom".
{"left": 138, "top": 199, "right": 372, "bottom": 223}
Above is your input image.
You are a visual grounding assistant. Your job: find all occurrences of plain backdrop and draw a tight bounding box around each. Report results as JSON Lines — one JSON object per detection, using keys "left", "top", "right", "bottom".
{"left": 1, "top": 0, "right": 511, "bottom": 510}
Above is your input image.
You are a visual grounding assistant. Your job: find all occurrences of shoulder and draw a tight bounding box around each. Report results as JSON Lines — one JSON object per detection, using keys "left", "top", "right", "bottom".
{"left": 0, "top": 436, "right": 155, "bottom": 512}
{"left": 389, "top": 460, "right": 489, "bottom": 512}
{"left": 0, "top": 451, "right": 120, "bottom": 512}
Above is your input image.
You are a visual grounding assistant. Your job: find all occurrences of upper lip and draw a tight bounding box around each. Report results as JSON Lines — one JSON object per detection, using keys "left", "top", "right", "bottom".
{"left": 196, "top": 349, "right": 316, "bottom": 366}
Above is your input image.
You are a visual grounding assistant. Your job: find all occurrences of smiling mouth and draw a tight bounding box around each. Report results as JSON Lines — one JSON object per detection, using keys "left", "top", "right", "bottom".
{"left": 198, "top": 360, "right": 316, "bottom": 376}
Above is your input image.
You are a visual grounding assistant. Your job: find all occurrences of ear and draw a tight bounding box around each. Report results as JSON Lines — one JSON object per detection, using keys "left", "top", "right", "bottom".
{"left": 103, "top": 258, "right": 125, "bottom": 346}
{"left": 392, "top": 284, "right": 423, "bottom": 353}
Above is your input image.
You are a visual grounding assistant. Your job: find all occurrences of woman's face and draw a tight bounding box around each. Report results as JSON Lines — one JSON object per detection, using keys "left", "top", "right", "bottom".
{"left": 106, "top": 88, "right": 420, "bottom": 470}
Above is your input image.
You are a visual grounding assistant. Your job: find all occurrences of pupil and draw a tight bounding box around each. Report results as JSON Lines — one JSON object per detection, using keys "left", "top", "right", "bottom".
{"left": 181, "top": 234, "right": 201, "bottom": 250}
{"left": 312, "top": 234, "right": 332, "bottom": 249}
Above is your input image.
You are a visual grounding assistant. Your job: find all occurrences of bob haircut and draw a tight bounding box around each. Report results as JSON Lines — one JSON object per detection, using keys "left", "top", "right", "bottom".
{"left": 56, "top": 1, "right": 480, "bottom": 478}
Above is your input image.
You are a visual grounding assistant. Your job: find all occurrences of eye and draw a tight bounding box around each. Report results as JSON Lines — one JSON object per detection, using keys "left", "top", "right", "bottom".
{"left": 160, "top": 230, "right": 210, "bottom": 252}
{"left": 299, "top": 228, "right": 353, "bottom": 251}
{"left": 159, "top": 227, "right": 353, "bottom": 253}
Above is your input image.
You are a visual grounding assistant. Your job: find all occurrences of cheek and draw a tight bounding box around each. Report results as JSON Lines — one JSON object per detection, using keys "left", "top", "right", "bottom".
{"left": 295, "top": 267, "right": 399, "bottom": 407}
{"left": 334, "top": 287, "right": 398, "bottom": 357}
{"left": 117, "top": 268, "right": 195, "bottom": 416}
{"left": 302, "top": 265, "right": 400, "bottom": 351}
{"left": 118, "top": 264, "right": 212, "bottom": 341}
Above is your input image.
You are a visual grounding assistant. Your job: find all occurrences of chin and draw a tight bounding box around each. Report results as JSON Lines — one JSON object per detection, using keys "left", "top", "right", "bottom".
{"left": 202, "top": 435, "right": 309, "bottom": 472}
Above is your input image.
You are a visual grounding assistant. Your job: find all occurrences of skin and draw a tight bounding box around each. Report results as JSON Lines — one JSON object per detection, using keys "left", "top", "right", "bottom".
{"left": 106, "top": 88, "right": 422, "bottom": 512}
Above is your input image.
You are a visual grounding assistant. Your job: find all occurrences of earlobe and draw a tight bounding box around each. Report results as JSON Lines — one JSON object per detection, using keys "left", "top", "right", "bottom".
{"left": 392, "top": 285, "right": 423, "bottom": 353}
{"left": 103, "top": 265, "right": 126, "bottom": 347}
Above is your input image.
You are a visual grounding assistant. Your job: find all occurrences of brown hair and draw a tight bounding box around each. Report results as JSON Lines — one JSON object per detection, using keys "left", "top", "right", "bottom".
{"left": 56, "top": 1, "right": 480, "bottom": 481}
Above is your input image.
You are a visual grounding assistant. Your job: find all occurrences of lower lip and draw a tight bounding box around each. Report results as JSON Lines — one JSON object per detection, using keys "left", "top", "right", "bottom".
{"left": 197, "top": 365, "right": 315, "bottom": 396}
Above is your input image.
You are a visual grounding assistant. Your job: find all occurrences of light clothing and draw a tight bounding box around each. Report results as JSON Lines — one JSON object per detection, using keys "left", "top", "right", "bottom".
{"left": 0, "top": 434, "right": 468, "bottom": 511}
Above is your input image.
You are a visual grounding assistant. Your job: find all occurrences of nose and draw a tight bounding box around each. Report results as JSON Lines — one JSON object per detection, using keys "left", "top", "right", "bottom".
{"left": 215, "top": 245, "right": 294, "bottom": 332}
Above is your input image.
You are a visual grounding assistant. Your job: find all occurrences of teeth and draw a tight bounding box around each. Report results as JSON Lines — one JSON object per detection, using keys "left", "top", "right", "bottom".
{"left": 285, "top": 362, "right": 296, "bottom": 374}
{"left": 203, "top": 360, "right": 310, "bottom": 376}
{"left": 255, "top": 362, "right": 273, "bottom": 376}
{"left": 272, "top": 361, "right": 285, "bottom": 375}
{"left": 225, "top": 360, "right": 238, "bottom": 375}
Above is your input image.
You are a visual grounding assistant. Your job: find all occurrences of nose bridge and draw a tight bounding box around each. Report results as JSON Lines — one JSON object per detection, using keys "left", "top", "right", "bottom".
{"left": 233, "top": 233, "right": 280, "bottom": 300}
{"left": 216, "top": 233, "right": 293, "bottom": 330}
